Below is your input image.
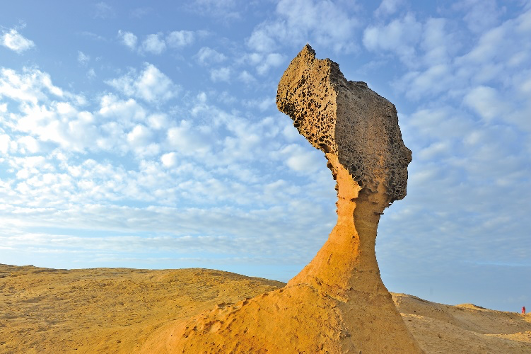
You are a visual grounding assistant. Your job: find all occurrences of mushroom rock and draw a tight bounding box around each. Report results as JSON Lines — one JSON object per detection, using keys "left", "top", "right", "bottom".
{"left": 142, "top": 45, "right": 422, "bottom": 353}
{"left": 277, "top": 44, "right": 421, "bottom": 352}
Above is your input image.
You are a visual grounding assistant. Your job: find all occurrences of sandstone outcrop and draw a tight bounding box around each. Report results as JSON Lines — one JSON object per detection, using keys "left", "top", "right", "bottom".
{"left": 4, "top": 264, "right": 531, "bottom": 353}
{"left": 141, "top": 45, "right": 422, "bottom": 353}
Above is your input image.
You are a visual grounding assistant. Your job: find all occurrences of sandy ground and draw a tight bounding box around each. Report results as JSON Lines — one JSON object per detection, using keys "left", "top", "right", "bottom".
{"left": 394, "top": 294, "right": 531, "bottom": 353}
{"left": 1, "top": 264, "right": 529, "bottom": 353}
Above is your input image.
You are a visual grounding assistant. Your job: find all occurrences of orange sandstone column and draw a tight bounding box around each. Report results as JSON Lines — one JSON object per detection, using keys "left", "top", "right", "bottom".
{"left": 143, "top": 45, "right": 423, "bottom": 354}
{"left": 277, "top": 45, "right": 421, "bottom": 352}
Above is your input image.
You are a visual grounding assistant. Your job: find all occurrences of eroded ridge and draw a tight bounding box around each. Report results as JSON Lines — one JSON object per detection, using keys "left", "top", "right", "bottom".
{"left": 142, "top": 45, "right": 422, "bottom": 354}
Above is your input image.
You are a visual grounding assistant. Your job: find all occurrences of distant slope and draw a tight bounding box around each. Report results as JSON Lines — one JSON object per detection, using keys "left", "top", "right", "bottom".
{"left": 393, "top": 293, "right": 531, "bottom": 353}
{"left": 0, "top": 265, "right": 283, "bottom": 353}
{"left": 1, "top": 264, "right": 529, "bottom": 353}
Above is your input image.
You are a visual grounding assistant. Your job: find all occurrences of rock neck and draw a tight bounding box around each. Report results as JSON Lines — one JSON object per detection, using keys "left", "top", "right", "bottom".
{"left": 288, "top": 153, "right": 390, "bottom": 302}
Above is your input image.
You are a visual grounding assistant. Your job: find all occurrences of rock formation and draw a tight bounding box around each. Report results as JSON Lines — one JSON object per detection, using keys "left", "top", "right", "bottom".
{"left": 141, "top": 45, "right": 422, "bottom": 353}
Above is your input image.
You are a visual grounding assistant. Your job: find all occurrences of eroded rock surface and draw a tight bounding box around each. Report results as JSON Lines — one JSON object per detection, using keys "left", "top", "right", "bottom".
{"left": 142, "top": 45, "right": 422, "bottom": 353}
{"left": 276, "top": 45, "right": 411, "bottom": 202}
{"left": 4, "top": 264, "right": 530, "bottom": 353}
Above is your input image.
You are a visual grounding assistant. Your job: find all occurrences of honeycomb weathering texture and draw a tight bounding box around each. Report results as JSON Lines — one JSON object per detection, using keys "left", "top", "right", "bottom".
{"left": 276, "top": 44, "right": 412, "bottom": 202}
{"left": 275, "top": 45, "right": 340, "bottom": 156}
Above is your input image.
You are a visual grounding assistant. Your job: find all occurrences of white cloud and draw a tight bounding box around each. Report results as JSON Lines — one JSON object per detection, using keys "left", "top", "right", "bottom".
{"left": 125, "top": 125, "right": 160, "bottom": 157}
{"left": 374, "top": 0, "right": 404, "bottom": 17}
{"left": 0, "top": 194, "right": 334, "bottom": 262}
{"left": 195, "top": 47, "right": 227, "bottom": 65}
{"left": 147, "top": 113, "right": 169, "bottom": 130}
{"left": 405, "top": 106, "right": 474, "bottom": 141}
{"left": 389, "top": 7, "right": 531, "bottom": 110}
{"left": 1, "top": 29, "right": 35, "bottom": 53}
{"left": 94, "top": 2, "right": 115, "bottom": 19}
{"left": 256, "top": 53, "right": 285, "bottom": 75}
{"left": 247, "top": 0, "right": 359, "bottom": 54}
{"left": 279, "top": 144, "right": 323, "bottom": 174}
{"left": 186, "top": 0, "right": 241, "bottom": 20}
{"left": 243, "top": 97, "right": 274, "bottom": 112}
{"left": 453, "top": 8, "right": 531, "bottom": 78}
{"left": 463, "top": 86, "right": 508, "bottom": 122}
{"left": 77, "top": 51, "right": 90, "bottom": 66}
{"left": 119, "top": 30, "right": 198, "bottom": 54}
{"left": 127, "top": 124, "right": 153, "bottom": 146}
{"left": 394, "top": 64, "right": 453, "bottom": 100}
{"left": 186, "top": 100, "right": 279, "bottom": 169}
{"left": 166, "top": 30, "right": 195, "bottom": 48}
{"left": 417, "top": 141, "right": 450, "bottom": 160}
{"left": 17, "top": 136, "right": 40, "bottom": 154}
{"left": 247, "top": 24, "right": 279, "bottom": 53}
{"left": 106, "top": 63, "right": 178, "bottom": 102}
{"left": 94, "top": 123, "right": 127, "bottom": 152}
{"left": 421, "top": 18, "right": 455, "bottom": 66}
{"left": 161, "top": 152, "right": 178, "bottom": 167}
{"left": 241, "top": 52, "right": 284, "bottom": 76}
{"left": 141, "top": 33, "right": 166, "bottom": 54}
{"left": 282, "top": 124, "right": 301, "bottom": 142}
{"left": 130, "top": 7, "right": 152, "bottom": 19}
{"left": 210, "top": 67, "right": 231, "bottom": 82}
{"left": 458, "top": 26, "right": 506, "bottom": 65}
{"left": 135, "top": 64, "right": 176, "bottom": 101}
{"left": 454, "top": 0, "right": 503, "bottom": 34}
{"left": 0, "top": 134, "right": 11, "bottom": 154}
{"left": 166, "top": 120, "right": 212, "bottom": 155}
{"left": 238, "top": 70, "right": 256, "bottom": 84}
{"left": 118, "top": 30, "right": 138, "bottom": 50}
{"left": 276, "top": 0, "right": 358, "bottom": 52}
{"left": 517, "top": 72, "right": 531, "bottom": 95}
{"left": 0, "top": 67, "right": 107, "bottom": 154}
{"left": 210, "top": 115, "right": 265, "bottom": 165}
{"left": 363, "top": 13, "right": 422, "bottom": 66}
{"left": 15, "top": 103, "right": 98, "bottom": 152}
{"left": 98, "top": 94, "right": 146, "bottom": 123}
{"left": 87, "top": 68, "right": 96, "bottom": 79}
{"left": 0, "top": 67, "right": 76, "bottom": 104}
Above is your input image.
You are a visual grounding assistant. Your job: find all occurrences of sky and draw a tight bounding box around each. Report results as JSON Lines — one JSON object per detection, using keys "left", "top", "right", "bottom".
{"left": 0, "top": 0, "right": 529, "bottom": 312}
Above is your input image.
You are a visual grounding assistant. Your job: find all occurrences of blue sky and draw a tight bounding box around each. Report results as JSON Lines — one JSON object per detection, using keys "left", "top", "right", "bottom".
{"left": 0, "top": 0, "right": 529, "bottom": 312}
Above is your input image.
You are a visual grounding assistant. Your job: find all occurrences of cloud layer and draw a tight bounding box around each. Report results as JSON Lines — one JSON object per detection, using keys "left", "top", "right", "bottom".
{"left": 1, "top": 29, "right": 35, "bottom": 53}
{"left": 0, "top": 0, "right": 529, "bottom": 312}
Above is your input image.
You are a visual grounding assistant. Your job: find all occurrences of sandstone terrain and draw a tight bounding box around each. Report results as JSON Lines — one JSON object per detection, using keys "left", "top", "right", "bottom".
{"left": 3, "top": 45, "right": 529, "bottom": 353}
{"left": 1, "top": 264, "right": 530, "bottom": 353}
{"left": 146, "top": 43, "right": 423, "bottom": 353}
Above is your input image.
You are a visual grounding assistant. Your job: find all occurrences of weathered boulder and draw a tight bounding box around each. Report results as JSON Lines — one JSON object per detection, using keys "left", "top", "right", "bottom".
{"left": 278, "top": 44, "right": 421, "bottom": 353}
{"left": 141, "top": 45, "right": 422, "bottom": 353}
{"left": 276, "top": 44, "right": 411, "bottom": 203}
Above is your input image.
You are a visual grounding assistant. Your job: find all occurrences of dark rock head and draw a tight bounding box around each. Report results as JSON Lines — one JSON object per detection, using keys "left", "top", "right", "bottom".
{"left": 276, "top": 44, "right": 411, "bottom": 202}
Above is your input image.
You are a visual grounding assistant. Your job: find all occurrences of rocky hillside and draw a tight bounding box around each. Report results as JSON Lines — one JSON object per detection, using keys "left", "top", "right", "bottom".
{"left": 1, "top": 264, "right": 529, "bottom": 353}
